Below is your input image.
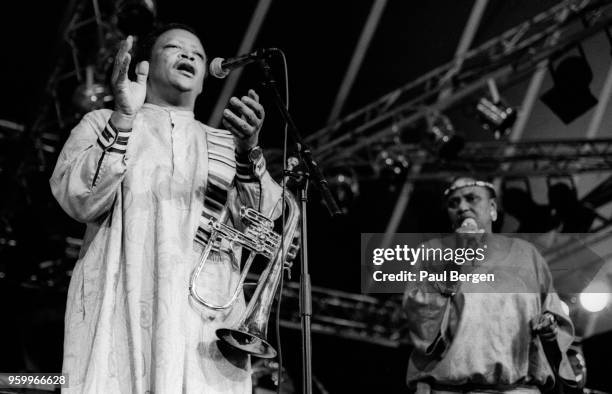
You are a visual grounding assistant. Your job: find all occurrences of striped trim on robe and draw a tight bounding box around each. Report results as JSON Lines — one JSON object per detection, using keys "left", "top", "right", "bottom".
{"left": 194, "top": 128, "right": 236, "bottom": 248}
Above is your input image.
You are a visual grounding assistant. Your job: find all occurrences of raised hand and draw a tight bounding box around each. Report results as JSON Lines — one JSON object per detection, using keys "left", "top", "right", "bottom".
{"left": 532, "top": 312, "right": 558, "bottom": 342}
{"left": 111, "top": 36, "right": 149, "bottom": 128}
{"left": 222, "top": 89, "right": 265, "bottom": 153}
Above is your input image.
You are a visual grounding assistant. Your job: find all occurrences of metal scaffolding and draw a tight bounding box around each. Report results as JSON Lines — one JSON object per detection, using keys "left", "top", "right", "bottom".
{"left": 30, "top": 0, "right": 150, "bottom": 165}
{"left": 302, "top": 0, "right": 612, "bottom": 172}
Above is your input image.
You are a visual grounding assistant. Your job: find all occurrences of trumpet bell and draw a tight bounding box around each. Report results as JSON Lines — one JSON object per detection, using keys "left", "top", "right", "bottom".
{"left": 216, "top": 328, "right": 277, "bottom": 359}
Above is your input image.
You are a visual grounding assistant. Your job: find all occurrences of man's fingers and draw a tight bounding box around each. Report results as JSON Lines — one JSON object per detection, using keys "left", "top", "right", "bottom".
{"left": 241, "top": 96, "right": 265, "bottom": 121}
{"left": 111, "top": 51, "right": 122, "bottom": 83}
{"left": 112, "top": 55, "right": 130, "bottom": 85}
{"left": 248, "top": 89, "right": 259, "bottom": 102}
{"left": 222, "top": 117, "right": 246, "bottom": 139}
{"left": 135, "top": 61, "right": 149, "bottom": 84}
{"left": 125, "top": 35, "right": 133, "bottom": 51}
{"left": 118, "top": 53, "right": 131, "bottom": 82}
{"left": 114, "top": 37, "right": 131, "bottom": 68}
{"left": 223, "top": 109, "right": 251, "bottom": 137}
{"left": 223, "top": 109, "right": 249, "bottom": 132}
{"left": 118, "top": 36, "right": 133, "bottom": 60}
{"left": 112, "top": 36, "right": 133, "bottom": 84}
{"left": 229, "top": 97, "right": 258, "bottom": 126}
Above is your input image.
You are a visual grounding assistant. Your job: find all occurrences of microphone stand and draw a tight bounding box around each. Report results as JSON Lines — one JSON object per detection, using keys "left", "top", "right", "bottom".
{"left": 257, "top": 56, "right": 342, "bottom": 394}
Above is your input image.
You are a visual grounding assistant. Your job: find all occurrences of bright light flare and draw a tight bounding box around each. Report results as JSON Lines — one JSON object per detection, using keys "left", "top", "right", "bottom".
{"left": 579, "top": 292, "right": 610, "bottom": 312}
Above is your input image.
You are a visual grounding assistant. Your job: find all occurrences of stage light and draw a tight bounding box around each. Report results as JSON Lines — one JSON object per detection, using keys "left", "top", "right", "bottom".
{"left": 579, "top": 292, "right": 609, "bottom": 312}
{"left": 327, "top": 168, "right": 360, "bottom": 214}
{"left": 116, "top": 0, "right": 157, "bottom": 36}
{"left": 371, "top": 149, "right": 411, "bottom": 193}
{"left": 540, "top": 52, "right": 598, "bottom": 124}
{"left": 374, "top": 150, "right": 410, "bottom": 177}
{"left": 72, "top": 66, "right": 113, "bottom": 113}
{"left": 423, "top": 112, "right": 464, "bottom": 159}
{"left": 476, "top": 79, "right": 517, "bottom": 139}
{"left": 476, "top": 97, "right": 517, "bottom": 139}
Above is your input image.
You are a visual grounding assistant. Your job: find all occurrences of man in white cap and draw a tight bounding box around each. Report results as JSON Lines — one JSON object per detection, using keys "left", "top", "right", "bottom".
{"left": 403, "top": 177, "right": 579, "bottom": 393}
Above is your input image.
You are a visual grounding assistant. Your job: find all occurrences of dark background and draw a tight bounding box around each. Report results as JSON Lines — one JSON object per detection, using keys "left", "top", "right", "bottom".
{"left": 0, "top": 1, "right": 610, "bottom": 392}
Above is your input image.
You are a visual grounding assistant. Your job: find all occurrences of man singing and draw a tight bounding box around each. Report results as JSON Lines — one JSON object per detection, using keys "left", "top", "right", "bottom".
{"left": 50, "top": 23, "right": 281, "bottom": 393}
{"left": 403, "top": 177, "right": 579, "bottom": 393}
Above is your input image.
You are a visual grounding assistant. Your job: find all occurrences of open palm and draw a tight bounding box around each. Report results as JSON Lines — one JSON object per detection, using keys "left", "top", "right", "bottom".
{"left": 111, "top": 36, "right": 149, "bottom": 117}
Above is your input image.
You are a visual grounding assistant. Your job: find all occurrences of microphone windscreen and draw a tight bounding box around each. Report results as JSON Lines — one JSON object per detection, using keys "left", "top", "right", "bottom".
{"left": 209, "top": 57, "right": 229, "bottom": 79}
{"left": 461, "top": 218, "right": 478, "bottom": 230}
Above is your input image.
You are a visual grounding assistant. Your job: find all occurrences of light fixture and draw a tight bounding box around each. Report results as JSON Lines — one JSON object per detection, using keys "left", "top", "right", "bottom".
{"left": 476, "top": 97, "right": 517, "bottom": 139}
{"left": 423, "top": 112, "right": 464, "bottom": 159}
{"left": 374, "top": 149, "right": 410, "bottom": 177}
{"left": 327, "top": 168, "right": 360, "bottom": 214}
{"left": 579, "top": 292, "right": 609, "bottom": 312}
{"left": 476, "top": 79, "right": 517, "bottom": 139}
{"left": 540, "top": 49, "right": 598, "bottom": 124}
{"left": 371, "top": 149, "right": 411, "bottom": 193}
{"left": 72, "top": 66, "right": 113, "bottom": 113}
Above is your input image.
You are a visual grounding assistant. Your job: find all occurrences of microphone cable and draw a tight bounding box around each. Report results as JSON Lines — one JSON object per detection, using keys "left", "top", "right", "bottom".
{"left": 273, "top": 48, "right": 290, "bottom": 394}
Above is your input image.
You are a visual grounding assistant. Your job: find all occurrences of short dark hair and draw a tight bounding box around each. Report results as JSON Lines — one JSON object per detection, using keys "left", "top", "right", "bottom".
{"left": 134, "top": 23, "right": 203, "bottom": 64}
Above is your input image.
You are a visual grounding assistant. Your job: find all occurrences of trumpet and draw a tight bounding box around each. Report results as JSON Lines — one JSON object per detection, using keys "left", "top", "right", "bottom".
{"left": 190, "top": 191, "right": 300, "bottom": 358}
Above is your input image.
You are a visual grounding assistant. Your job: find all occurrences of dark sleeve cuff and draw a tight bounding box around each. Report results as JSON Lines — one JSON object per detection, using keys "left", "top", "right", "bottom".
{"left": 97, "top": 120, "right": 131, "bottom": 154}
{"left": 235, "top": 149, "right": 250, "bottom": 165}
{"left": 235, "top": 149, "right": 265, "bottom": 182}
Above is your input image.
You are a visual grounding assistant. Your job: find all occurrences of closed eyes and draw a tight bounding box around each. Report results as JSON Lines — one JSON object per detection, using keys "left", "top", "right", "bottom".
{"left": 164, "top": 43, "right": 204, "bottom": 60}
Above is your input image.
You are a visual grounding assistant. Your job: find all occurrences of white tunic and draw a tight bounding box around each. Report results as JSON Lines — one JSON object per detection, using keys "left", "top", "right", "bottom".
{"left": 50, "top": 104, "right": 282, "bottom": 393}
{"left": 403, "top": 236, "right": 577, "bottom": 391}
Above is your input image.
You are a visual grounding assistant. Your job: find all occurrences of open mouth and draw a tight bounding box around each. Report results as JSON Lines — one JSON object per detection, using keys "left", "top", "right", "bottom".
{"left": 175, "top": 61, "right": 195, "bottom": 77}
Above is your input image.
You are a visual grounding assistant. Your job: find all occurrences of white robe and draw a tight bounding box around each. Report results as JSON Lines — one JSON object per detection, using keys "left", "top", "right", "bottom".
{"left": 50, "top": 104, "right": 282, "bottom": 393}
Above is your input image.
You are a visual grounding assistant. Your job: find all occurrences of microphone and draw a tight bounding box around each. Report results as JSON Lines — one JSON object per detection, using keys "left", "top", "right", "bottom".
{"left": 456, "top": 218, "right": 485, "bottom": 251}
{"left": 209, "top": 48, "right": 274, "bottom": 79}
{"left": 460, "top": 218, "right": 479, "bottom": 232}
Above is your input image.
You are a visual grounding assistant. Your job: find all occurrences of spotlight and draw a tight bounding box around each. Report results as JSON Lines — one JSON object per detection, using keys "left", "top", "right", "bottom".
{"left": 116, "top": 0, "right": 157, "bottom": 36}
{"left": 476, "top": 79, "right": 517, "bottom": 139}
{"left": 72, "top": 66, "right": 113, "bottom": 113}
{"left": 476, "top": 97, "right": 517, "bottom": 139}
{"left": 373, "top": 149, "right": 411, "bottom": 192}
{"left": 423, "top": 112, "right": 464, "bottom": 159}
{"left": 374, "top": 150, "right": 410, "bottom": 178}
{"left": 579, "top": 292, "right": 609, "bottom": 312}
{"left": 327, "top": 168, "right": 360, "bottom": 214}
{"left": 540, "top": 52, "right": 598, "bottom": 124}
